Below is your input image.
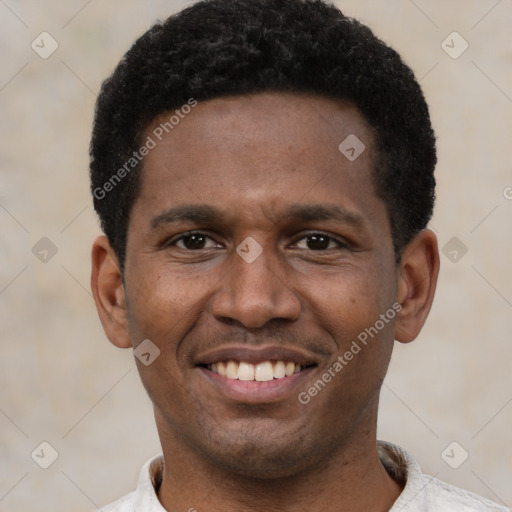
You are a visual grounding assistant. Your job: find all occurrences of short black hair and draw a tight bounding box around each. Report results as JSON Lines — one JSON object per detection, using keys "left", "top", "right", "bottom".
{"left": 90, "top": 0, "right": 436, "bottom": 271}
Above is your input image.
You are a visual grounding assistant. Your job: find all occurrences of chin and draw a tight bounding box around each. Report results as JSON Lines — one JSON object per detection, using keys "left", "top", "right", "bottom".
{"left": 195, "top": 422, "right": 329, "bottom": 479}
{"left": 206, "top": 444, "right": 310, "bottom": 479}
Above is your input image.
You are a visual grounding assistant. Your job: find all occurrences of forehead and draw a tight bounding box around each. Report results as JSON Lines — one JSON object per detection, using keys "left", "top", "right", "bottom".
{"left": 131, "top": 93, "right": 387, "bottom": 235}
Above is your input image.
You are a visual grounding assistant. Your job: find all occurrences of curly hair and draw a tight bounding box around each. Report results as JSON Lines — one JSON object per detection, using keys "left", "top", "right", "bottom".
{"left": 90, "top": 0, "right": 436, "bottom": 271}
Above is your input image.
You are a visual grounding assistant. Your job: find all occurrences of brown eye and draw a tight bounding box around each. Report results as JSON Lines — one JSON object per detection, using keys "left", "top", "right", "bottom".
{"left": 170, "top": 232, "right": 219, "bottom": 250}
{"left": 306, "top": 234, "right": 330, "bottom": 250}
{"left": 181, "top": 233, "right": 207, "bottom": 249}
{"left": 295, "top": 233, "right": 344, "bottom": 251}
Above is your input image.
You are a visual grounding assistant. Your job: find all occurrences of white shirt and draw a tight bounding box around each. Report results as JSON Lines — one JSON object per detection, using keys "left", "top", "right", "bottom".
{"left": 101, "top": 441, "right": 509, "bottom": 511}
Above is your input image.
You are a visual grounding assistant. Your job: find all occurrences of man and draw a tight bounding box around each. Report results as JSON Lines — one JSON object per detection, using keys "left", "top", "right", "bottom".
{"left": 89, "top": 0, "right": 508, "bottom": 510}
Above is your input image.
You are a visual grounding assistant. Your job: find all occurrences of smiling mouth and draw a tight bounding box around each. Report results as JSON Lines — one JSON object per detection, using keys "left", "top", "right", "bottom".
{"left": 204, "top": 360, "right": 316, "bottom": 382}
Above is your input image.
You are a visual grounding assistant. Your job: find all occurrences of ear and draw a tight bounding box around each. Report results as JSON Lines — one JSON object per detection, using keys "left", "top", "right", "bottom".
{"left": 90, "top": 235, "right": 132, "bottom": 349}
{"left": 395, "top": 229, "right": 440, "bottom": 343}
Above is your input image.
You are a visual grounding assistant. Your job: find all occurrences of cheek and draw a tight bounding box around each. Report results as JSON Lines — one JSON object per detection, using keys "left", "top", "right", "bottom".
{"left": 123, "top": 266, "right": 203, "bottom": 411}
{"left": 305, "top": 265, "right": 394, "bottom": 342}
{"left": 310, "top": 278, "right": 396, "bottom": 411}
{"left": 125, "top": 262, "right": 207, "bottom": 342}
{"left": 304, "top": 265, "right": 398, "bottom": 397}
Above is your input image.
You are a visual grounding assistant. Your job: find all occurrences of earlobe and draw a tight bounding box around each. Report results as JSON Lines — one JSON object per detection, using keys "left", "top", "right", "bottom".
{"left": 395, "top": 229, "right": 440, "bottom": 344}
{"left": 90, "top": 235, "right": 132, "bottom": 349}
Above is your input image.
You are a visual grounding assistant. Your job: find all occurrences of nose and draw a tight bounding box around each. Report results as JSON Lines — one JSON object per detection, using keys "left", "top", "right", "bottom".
{"left": 211, "top": 242, "right": 301, "bottom": 329}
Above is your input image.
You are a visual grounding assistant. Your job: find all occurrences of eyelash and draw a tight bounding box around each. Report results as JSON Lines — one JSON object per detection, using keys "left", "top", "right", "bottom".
{"left": 166, "top": 231, "right": 348, "bottom": 251}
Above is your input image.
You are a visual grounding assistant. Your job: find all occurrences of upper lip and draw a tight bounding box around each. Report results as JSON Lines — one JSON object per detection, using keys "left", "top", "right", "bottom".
{"left": 194, "top": 344, "right": 320, "bottom": 367}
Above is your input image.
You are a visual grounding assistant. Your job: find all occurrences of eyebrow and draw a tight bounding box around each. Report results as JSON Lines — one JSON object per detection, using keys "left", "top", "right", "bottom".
{"left": 151, "top": 205, "right": 220, "bottom": 229}
{"left": 150, "top": 203, "right": 366, "bottom": 230}
{"left": 284, "top": 204, "right": 366, "bottom": 228}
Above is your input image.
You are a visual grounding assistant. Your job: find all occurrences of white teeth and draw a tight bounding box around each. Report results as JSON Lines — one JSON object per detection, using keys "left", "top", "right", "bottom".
{"left": 237, "top": 362, "right": 255, "bottom": 381}
{"left": 273, "top": 361, "right": 286, "bottom": 379}
{"left": 285, "top": 362, "right": 295, "bottom": 377}
{"left": 208, "top": 360, "right": 306, "bottom": 381}
{"left": 225, "top": 360, "right": 238, "bottom": 379}
{"left": 217, "top": 361, "right": 227, "bottom": 377}
{"left": 255, "top": 361, "right": 274, "bottom": 381}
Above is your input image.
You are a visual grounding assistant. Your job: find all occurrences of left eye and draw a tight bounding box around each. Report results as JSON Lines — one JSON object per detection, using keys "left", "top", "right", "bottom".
{"left": 295, "top": 233, "right": 344, "bottom": 251}
{"left": 172, "top": 232, "right": 218, "bottom": 250}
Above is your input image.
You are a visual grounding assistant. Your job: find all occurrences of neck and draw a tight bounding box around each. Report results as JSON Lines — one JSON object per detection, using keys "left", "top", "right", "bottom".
{"left": 155, "top": 413, "right": 402, "bottom": 512}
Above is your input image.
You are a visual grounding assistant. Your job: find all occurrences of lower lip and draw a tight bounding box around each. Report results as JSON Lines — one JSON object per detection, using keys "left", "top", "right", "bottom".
{"left": 198, "top": 366, "right": 316, "bottom": 403}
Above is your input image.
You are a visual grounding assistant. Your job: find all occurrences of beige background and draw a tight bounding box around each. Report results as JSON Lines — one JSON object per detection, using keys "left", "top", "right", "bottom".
{"left": 1, "top": 0, "right": 511, "bottom": 510}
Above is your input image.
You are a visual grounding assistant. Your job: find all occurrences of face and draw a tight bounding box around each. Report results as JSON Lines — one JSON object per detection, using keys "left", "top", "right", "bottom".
{"left": 92, "top": 92, "right": 438, "bottom": 478}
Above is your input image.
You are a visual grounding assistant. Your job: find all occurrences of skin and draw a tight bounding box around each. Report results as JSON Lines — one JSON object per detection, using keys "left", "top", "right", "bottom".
{"left": 91, "top": 93, "right": 439, "bottom": 512}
